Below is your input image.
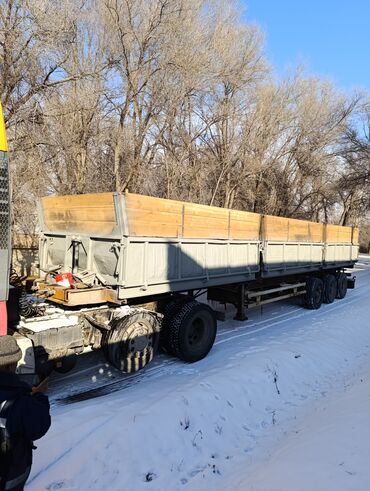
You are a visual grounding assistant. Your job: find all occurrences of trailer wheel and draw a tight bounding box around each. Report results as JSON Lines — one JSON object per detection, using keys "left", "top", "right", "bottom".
{"left": 160, "top": 296, "right": 192, "bottom": 354}
{"left": 304, "top": 277, "right": 324, "bottom": 310}
{"left": 323, "top": 274, "right": 337, "bottom": 304}
{"left": 336, "top": 272, "right": 348, "bottom": 299}
{"left": 104, "top": 312, "right": 160, "bottom": 373}
{"left": 167, "top": 301, "right": 217, "bottom": 362}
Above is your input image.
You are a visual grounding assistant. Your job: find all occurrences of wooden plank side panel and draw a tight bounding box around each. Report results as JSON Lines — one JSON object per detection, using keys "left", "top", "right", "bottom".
{"left": 125, "top": 194, "right": 183, "bottom": 237}
{"left": 325, "top": 224, "right": 353, "bottom": 244}
{"left": 183, "top": 203, "right": 229, "bottom": 239}
{"left": 263, "top": 216, "right": 289, "bottom": 242}
{"left": 125, "top": 193, "right": 262, "bottom": 240}
{"left": 352, "top": 227, "right": 359, "bottom": 245}
{"left": 263, "top": 215, "right": 324, "bottom": 243}
{"left": 229, "top": 210, "right": 261, "bottom": 240}
{"left": 42, "top": 193, "right": 116, "bottom": 235}
{"left": 42, "top": 192, "right": 356, "bottom": 249}
{"left": 287, "top": 218, "right": 311, "bottom": 242}
{"left": 307, "top": 222, "right": 324, "bottom": 243}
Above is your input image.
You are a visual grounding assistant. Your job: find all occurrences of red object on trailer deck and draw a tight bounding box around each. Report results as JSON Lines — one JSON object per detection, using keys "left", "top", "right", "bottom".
{"left": 0, "top": 301, "right": 7, "bottom": 335}
{"left": 55, "top": 272, "right": 73, "bottom": 287}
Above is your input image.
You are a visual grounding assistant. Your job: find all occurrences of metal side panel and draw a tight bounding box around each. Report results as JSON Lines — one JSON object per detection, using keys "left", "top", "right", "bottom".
{"left": 39, "top": 234, "right": 121, "bottom": 286}
{"left": 119, "top": 237, "right": 260, "bottom": 298}
{"left": 351, "top": 245, "right": 360, "bottom": 261}
{"left": 324, "top": 243, "right": 359, "bottom": 265}
{"left": 262, "top": 241, "right": 324, "bottom": 276}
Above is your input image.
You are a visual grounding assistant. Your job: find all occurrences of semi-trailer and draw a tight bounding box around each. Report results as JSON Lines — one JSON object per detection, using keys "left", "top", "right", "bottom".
{"left": 0, "top": 102, "right": 359, "bottom": 376}
{"left": 11, "top": 191, "right": 358, "bottom": 375}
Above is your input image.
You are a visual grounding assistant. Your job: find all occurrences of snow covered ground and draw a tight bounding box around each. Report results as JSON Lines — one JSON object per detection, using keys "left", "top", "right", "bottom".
{"left": 26, "top": 256, "right": 370, "bottom": 491}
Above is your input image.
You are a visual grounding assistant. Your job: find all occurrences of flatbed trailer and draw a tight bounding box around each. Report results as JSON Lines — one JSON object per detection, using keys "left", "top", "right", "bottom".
{"left": 8, "top": 191, "right": 357, "bottom": 376}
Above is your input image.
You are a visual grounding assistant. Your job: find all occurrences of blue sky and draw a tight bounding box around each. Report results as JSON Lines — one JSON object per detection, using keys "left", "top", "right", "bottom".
{"left": 241, "top": 0, "right": 370, "bottom": 92}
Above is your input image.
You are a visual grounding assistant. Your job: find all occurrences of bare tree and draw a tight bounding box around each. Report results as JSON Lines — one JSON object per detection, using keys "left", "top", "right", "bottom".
{"left": 337, "top": 102, "right": 370, "bottom": 224}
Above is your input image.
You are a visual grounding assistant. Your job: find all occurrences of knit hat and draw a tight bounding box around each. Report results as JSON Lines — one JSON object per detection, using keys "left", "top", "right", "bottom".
{"left": 0, "top": 336, "right": 22, "bottom": 366}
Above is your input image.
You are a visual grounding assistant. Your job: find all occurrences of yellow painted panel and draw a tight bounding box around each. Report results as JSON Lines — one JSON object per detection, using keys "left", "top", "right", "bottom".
{"left": 0, "top": 102, "right": 8, "bottom": 152}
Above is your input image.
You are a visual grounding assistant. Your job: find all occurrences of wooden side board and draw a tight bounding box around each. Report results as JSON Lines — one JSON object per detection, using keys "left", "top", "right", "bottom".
{"left": 352, "top": 228, "right": 360, "bottom": 245}
{"left": 229, "top": 210, "right": 261, "bottom": 241}
{"left": 325, "top": 224, "right": 354, "bottom": 244}
{"left": 40, "top": 191, "right": 360, "bottom": 246}
{"left": 42, "top": 193, "right": 116, "bottom": 235}
{"left": 124, "top": 193, "right": 184, "bottom": 238}
{"left": 124, "top": 193, "right": 261, "bottom": 240}
{"left": 182, "top": 202, "right": 229, "bottom": 239}
{"left": 263, "top": 215, "right": 324, "bottom": 243}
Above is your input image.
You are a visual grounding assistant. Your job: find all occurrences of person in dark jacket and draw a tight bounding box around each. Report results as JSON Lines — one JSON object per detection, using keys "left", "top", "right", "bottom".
{"left": 0, "top": 336, "right": 51, "bottom": 491}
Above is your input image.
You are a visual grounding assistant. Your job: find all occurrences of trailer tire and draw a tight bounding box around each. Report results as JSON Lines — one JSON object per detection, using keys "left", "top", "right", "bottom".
{"left": 167, "top": 301, "right": 217, "bottom": 362}
{"left": 336, "top": 272, "right": 348, "bottom": 299}
{"left": 104, "top": 312, "right": 160, "bottom": 373}
{"left": 323, "top": 274, "right": 337, "bottom": 304}
{"left": 304, "top": 277, "right": 324, "bottom": 310}
{"left": 160, "top": 296, "right": 192, "bottom": 354}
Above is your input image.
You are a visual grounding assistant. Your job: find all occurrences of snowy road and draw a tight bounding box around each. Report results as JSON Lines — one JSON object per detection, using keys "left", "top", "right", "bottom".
{"left": 27, "top": 256, "right": 370, "bottom": 491}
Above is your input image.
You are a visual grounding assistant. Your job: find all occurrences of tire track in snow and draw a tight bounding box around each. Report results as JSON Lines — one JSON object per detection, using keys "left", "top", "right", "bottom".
{"left": 49, "top": 307, "right": 314, "bottom": 405}
{"left": 27, "top": 414, "right": 115, "bottom": 487}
